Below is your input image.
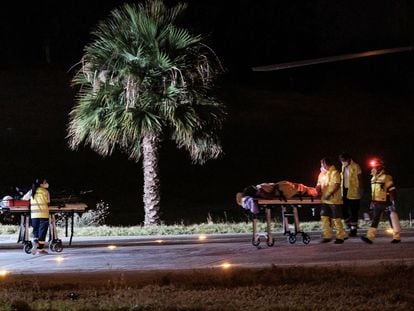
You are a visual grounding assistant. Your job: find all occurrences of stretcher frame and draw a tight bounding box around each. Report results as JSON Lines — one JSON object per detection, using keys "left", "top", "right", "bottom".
{"left": 238, "top": 194, "right": 321, "bottom": 248}
{"left": 1, "top": 203, "right": 87, "bottom": 254}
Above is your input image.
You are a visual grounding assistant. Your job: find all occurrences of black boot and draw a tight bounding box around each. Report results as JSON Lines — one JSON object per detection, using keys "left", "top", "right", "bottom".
{"left": 320, "top": 238, "right": 332, "bottom": 243}
{"left": 361, "top": 236, "right": 373, "bottom": 244}
{"left": 349, "top": 228, "right": 357, "bottom": 237}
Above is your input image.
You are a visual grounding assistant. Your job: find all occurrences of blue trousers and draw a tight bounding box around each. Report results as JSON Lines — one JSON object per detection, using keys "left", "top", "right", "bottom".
{"left": 320, "top": 204, "right": 343, "bottom": 219}
{"left": 342, "top": 189, "right": 360, "bottom": 227}
{"left": 31, "top": 218, "right": 49, "bottom": 249}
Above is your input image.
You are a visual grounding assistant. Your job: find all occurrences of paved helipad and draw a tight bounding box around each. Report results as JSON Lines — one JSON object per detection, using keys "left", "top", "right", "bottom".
{"left": 0, "top": 230, "right": 413, "bottom": 275}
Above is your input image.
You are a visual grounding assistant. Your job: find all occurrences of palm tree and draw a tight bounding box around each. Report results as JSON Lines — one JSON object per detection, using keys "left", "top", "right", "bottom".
{"left": 68, "top": 0, "right": 225, "bottom": 226}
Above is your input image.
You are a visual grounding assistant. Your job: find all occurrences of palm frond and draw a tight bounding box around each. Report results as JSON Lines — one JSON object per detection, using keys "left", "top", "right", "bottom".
{"left": 69, "top": 0, "right": 225, "bottom": 163}
{"left": 168, "top": 26, "right": 201, "bottom": 50}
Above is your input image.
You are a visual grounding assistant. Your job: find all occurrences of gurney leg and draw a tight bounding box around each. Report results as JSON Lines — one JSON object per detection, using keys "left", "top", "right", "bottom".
{"left": 22, "top": 214, "right": 33, "bottom": 254}
{"left": 18, "top": 214, "right": 25, "bottom": 243}
{"left": 252, "top": 216, "right": 260, "bottom": 247}
{"left": 48, "top": 214, "right": 52, "bottom": 242}
{"left": 282, "top": 206, "right": 290, "bottom": 235}
{"left": 49, "top": 214, "right": 56, "bottom": 240}
{"left": 65, "top": 216, "right": 69, "bottom": 237}
{"left": 283, "top": 206, "right": 297, "bottom": 244}
{"left": 266, "top": 207, "right": 274, "bottom": 246}
{"left": 70, "top": 212, "right": 74, "bottom": 246}
{"left": 24, "top": 215, "right": 30, "bottom": 242}
{"left": 294, "top": 205, "right": 311, "bottom": 244}
{"left": 48, "top": 214, "right": 63, "bottom": 253}
{"left": 293, "top": 206, "right": 300, "bottom": 234}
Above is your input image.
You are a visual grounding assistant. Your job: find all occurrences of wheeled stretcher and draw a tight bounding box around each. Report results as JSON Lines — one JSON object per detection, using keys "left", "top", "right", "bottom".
{"left": 237, "top": 193, "right": 321, "bottom": 248}
{"left": 1, "top": 199, "right": 87, "bottom": 254}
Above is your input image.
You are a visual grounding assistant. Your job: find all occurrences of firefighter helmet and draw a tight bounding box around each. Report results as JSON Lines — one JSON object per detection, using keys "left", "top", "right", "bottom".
{"left": 369, "top": 157, "right": 384, "bottom": 168}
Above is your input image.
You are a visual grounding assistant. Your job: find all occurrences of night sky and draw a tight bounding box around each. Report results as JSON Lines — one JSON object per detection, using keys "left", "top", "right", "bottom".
{"left": 1, "top": 1, "right": 414, "bottom": 224}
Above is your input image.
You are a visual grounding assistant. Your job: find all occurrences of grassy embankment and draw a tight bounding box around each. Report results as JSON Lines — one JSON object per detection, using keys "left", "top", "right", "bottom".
{"left": 0, "top": 215, "right": 412, "bottom": 310}
{"left": 0, "top": 264, "right": 413, "bottom": 310}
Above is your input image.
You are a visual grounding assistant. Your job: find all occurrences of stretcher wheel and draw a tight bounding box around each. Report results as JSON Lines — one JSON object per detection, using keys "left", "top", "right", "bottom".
{"left": 54, "top": 240, "right": 63, "bottom": 253}
{"left": 302, "top": 233, "right": 311, "bottom": 245}
{"left": 266, "top": 236, "right": 275, "bottom": 247}
{"left": 288, "top": 234, "right": 296, "bottom": 244}
{"left": 23, "top": 241, "right": 33, "bottom": 254}
{"left": 49, "top": 239, "right": 63, "bottom": 253}
{"left": 252, "top": 236, "right": 260, "bottom": 247}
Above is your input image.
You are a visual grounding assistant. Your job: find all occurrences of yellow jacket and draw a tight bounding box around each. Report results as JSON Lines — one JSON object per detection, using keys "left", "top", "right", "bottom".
{"left": 317, "top": 165, "right": 342, "bottom": 204}
{"left": 341, "top": 160, "right": 362, "bottom": 199}
{"left": 371, "top": 170, "right": 395, "bottom": 202}
{"left": 30, "top": 187, "right": 50, "bottom": 219}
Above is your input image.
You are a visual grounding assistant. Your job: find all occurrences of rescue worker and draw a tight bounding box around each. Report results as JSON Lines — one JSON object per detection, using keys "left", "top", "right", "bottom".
{"left": 339, "top": 152, "right": 363, "bottom": 237}
{"left": 30, "top": 178, "right": 50, "bottom": 254}
{"left": 316, "top": 157, "right": 347, "bottom": 243}
{"left": 361, "top": 158, "right": 401, "bottom": 244}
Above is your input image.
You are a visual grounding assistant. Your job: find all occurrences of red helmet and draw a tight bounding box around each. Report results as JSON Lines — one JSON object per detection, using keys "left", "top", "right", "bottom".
{"left": 369, "top": 157, "right": 384, "bottom": 168}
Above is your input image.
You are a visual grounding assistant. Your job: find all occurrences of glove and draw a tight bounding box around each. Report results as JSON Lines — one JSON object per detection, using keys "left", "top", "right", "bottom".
{"left": 322, "top": 192, "right": 332, "bottom": 200}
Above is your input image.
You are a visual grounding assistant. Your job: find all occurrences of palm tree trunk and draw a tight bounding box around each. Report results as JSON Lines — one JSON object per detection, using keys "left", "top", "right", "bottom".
{"left": 142, "top": 133, "right": 161, "bottom": 226}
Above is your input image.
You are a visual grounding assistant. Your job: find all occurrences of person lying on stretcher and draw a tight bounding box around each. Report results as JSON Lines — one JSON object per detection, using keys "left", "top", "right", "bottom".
{"left": 238, "top": 181, "right": 319, "bottom": 214}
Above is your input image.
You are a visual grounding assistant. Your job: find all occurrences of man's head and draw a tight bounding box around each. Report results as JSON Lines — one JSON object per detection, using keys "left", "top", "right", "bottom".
{"left": 242, "top": 185, "right": 257, "bottom": 197}
{"left": 320, "top": 157, "right": 333, "bottom": 171}
{"left": 369, "top": 157, "right": 384, "bottom": 175}
{"left": 339, "top": 152, "right": 351, "bottom": 166}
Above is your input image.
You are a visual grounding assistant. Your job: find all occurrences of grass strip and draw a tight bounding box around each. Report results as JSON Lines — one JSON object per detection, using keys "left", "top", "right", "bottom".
{"left": 0, "top": 220, "right": 411, "bottom": 237}
{"left": 0, "top": 264, "right": 413, "bottom": 310}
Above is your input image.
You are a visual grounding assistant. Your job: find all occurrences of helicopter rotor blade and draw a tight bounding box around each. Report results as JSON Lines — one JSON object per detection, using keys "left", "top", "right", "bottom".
{"left": 252, "top": 46, "right": 414, "bottom": 72}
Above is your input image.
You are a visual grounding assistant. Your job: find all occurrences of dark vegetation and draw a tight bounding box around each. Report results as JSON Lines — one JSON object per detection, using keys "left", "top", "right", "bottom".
{"left": 1, "top": 58, "right": 413, "bottom": 226}
{"left": 1, "top": 1, "right": 414, "bottom": 225}
{"left": 0, "top": 264, "right": 413, "bottom": 310}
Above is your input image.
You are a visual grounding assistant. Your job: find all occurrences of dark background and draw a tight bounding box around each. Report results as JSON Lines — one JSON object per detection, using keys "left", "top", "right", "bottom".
{"left": 1, "top": 0, "right": 414, "bottom": 224}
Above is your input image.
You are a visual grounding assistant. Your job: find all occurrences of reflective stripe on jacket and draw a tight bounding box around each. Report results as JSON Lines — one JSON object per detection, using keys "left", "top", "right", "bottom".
{"left": 341, "top": 160, "right": 362, "bottom": 199}
{"left": 317, "top": 165, "right": 342, "bottom": 204}
{"left": 30, "top": 187, "right": 50, "bottom": 219}
{"left": 371, "top": 170, "right": 394, "bottom": 202}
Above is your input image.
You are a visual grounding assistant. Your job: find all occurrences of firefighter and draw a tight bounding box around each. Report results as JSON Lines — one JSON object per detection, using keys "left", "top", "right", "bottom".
{"left": 30, "top": 178, "right": 50, "bottom": 254}
{"left": 361, "top": 158, "right": 401, "bottom": 244}
{"left": 339, "top": 152, "right": 363, "bottom": 237}
{"left": 316, "top": 157, "right": 347, "bottom": 243}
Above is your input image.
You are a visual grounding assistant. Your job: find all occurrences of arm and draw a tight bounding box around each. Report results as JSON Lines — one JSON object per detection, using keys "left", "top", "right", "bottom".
{"left": 358, "top": 172, "right": 364, "bottom": 197}
{"left": 386, "top": 176, "right": 397, "bottom": 209}
{"left": 315, "top": 174, "right": 322, "bottom": 195}
{"left": 324, "top": 182, "right": 340, "bottom": 199}
{"left": 388, "top": 185, "right": 397, "bottom": 206}
{"left": 46, "top": 190, "right": 51, "bottom": 204}
{"left": 330, "top": 170, "right": 341, "bottom": 195}
{"left": 324, "top": 170, "right": 341, "bottom": 199}
{"left": 358, "top": 173, "right": 363, "bottom": 188}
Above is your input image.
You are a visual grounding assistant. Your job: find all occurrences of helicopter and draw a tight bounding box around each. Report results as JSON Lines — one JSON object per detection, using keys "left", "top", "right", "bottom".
{"left": 252, "top": 46, "right": 413, "bottom": 72}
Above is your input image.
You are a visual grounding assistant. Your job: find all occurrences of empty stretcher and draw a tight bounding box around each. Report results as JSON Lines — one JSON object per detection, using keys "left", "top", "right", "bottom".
{"left": 236, "top": 181, "right": 321, "bottom": 248}
{"left": 0, "top": 199, "right": 87, "bottom": 254}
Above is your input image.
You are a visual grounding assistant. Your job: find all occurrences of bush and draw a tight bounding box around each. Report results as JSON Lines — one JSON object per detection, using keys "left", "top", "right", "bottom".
{"left": 72, "top": 200, "right": 110, "bottom": 227}
{"left": 56, "top": 201, "right": 109, "bottom": 228}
